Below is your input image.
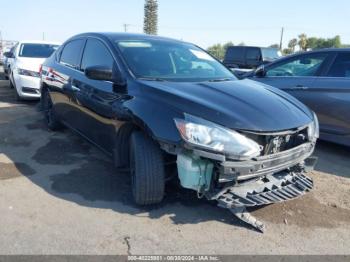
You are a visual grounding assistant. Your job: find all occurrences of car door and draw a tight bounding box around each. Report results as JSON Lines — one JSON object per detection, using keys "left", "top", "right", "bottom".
{"left": 73, "top": 37, "right": 120, "bottom": 153}
{"left": 252, "top": 52, "right": 331, "bottom": 113}
{"left": 53, "top": 38, "right": 86, "bottom": 128}
{"left": 309, "top": 52, "right": 350, "bottom": 136}
{"left": 254, "top": 52, "right": 331, "bottom": 92}
{"left": 7, "top": 44, "right": 18, "bottom": 75}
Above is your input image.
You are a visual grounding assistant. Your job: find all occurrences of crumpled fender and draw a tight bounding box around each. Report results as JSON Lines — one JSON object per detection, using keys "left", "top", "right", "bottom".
{"left": 113, "top": 94, "right": 183, "bottom": 145}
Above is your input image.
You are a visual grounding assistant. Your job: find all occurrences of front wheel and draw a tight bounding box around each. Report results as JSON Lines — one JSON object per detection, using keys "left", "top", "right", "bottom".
{"left": 129, "top": 131, "right": 165, "bottom": 205}
{"left": 42, "top": 89, "right": 63, "bottom": 131}
{"left": 9, "top": 73, "right": 15, "bottom": 89}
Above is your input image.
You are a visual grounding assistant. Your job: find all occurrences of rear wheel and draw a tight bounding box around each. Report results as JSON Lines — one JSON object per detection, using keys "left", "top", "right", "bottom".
{"left": 129, "top": 131, "right": 165, "bottom": 205}
{"left": 42, "top": 89, "right": 62, "bottom": 131}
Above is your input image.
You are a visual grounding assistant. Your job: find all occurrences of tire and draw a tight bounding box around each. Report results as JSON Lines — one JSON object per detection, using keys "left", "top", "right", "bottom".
{"left": 9, "top": 74, "right": 14, "bottom": 89}
{"left": 14, "top": 86, "right": 22, "bottom": 101}
{"left": 42, "top": 89, "right": 63, "bottom": 131}
{"left": 129, "top": 131, "right": 165, "bottom": 205}
{"left": 11, "top": 77, "right": 22, "bottom": 101}
{"left": 114, "top": 124, "right": 135, "bottom": 168}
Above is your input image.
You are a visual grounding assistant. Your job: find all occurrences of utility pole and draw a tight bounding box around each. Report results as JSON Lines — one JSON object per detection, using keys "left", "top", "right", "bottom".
{"left": 42, "top": 32, "right": 45, "bottom": 41}
{"left": 279, "top": 27, "right": 284, "bottom": 50}
{"left": 123, "top": 24, "right": 131, "bottom": 32}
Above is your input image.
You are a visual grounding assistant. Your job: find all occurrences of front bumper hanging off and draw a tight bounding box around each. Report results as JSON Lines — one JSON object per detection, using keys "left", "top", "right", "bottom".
{"left": 208, "top": 155, "right": 316, "bottom": 232}
{"left": 215, "top": 171, "right": 313, "bottom": 208}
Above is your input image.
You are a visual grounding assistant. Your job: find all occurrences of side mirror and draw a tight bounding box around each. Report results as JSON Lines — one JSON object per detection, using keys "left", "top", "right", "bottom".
{"left": 4, "top": 52, "right": 14, "bottom": 58}
{"left": 300, "top": 58, "right": 312, "bottom": 65}
{"left": 255, "top": 65, "right": 266, "bottom": 77}
{"left": 85, "top": 65, "right": 126, "bottom": 86}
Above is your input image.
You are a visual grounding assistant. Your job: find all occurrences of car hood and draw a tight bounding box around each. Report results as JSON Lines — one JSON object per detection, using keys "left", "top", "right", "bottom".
{"left": 16, "top": 57, "right": 46, "bottom": 72}
{"left": 138, "top": 79, "right": 313, "bottom": 132}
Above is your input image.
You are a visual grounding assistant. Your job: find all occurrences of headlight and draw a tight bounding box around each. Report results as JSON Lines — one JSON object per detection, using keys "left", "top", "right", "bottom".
{"left": 18, "top": 68, "right": 40, "bottom": 77}
{"left": 308, "top": 112, "right": 319, "bottom": 142}
{"left": 174, "top": 114, "right": 261, "bottom": 159}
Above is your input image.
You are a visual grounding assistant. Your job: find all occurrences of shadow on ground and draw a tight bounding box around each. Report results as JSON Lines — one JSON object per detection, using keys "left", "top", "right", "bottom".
{"left": 313, "top": 140, "right": 350, "bottom": 178}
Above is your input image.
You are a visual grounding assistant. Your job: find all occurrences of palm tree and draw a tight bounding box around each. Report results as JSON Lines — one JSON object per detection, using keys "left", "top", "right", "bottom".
{"left": 144, "top": 0, "right": 158, "bottom": 35}
{"left": 298, "top": 34, "right": 308, "bottom": 51}
{"left": 288, "top": 38, "right": 298, "bottom": 53}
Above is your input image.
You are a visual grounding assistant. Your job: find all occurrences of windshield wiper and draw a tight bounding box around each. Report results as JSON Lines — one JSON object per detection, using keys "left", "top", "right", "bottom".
{"left": 137, "top": 77, "right": 167, "bottom": 82}
{"left": 208, "top": 78, "right": 232, "bottom": 82}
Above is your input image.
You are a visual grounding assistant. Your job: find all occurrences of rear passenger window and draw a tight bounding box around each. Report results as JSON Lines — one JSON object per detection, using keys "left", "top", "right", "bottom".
{"left": 81, "top": 39, "right": 114, "bottom": 71}
{"left": 60, "top": 39, "right": 85, "bottom": 69}
{"left": 246, "top": 48, "right": 261, "bottom": 60}
{"left": 327, "top": 53, "right": 350, "bottom": 77}
{"left": 225, "top": 47, "right": 245, "bottom": 62}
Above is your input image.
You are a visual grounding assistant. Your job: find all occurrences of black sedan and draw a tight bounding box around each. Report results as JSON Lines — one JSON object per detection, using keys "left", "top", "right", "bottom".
{"left": 246, "top": 49, "right": 350, "bottom": 146}
{"left": 40, "top": 32, "right": 318, "bottom": 231}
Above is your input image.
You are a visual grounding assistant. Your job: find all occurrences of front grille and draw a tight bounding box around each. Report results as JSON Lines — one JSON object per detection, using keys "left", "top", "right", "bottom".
{"left": 215, "top": 172, "right": 313, "bottom": 208}
{"left": 242, "top": 127, "right": 309, "bottom": 156}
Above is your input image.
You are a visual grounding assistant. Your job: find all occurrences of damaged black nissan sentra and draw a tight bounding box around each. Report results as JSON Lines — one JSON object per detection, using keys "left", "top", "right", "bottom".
{"left": 40, "top": 33, "right": 318, "bottom": 231}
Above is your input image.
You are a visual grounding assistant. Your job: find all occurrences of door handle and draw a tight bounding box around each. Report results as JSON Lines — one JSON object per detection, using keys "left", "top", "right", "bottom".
{"left": 293, "top": 85, "right": 309, "bottom": 90}
{"left": 71, "top": 85, "right": 81, "bottom": 92}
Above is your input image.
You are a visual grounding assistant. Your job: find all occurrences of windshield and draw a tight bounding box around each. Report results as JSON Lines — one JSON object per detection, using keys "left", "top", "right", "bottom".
{"left": 19, "top": 43, "right": 59, "bottom": 58}
{"left": 261, "top": 48, "right": 282, "bottom": 61}
{"left": 116, "top": 40, "right": 236, "bottom": 82}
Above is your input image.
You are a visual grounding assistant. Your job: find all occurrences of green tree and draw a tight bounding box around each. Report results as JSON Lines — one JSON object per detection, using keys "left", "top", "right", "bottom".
{"left": 306, "top": 35, "right": 342, "bottom": 50}
{"left": 207, "top": 41, "right": 235, "bottom": 61}
{"left": 329, "top": 35, "right": 341, "bottom": 48}
{"left": 223, "top": 41, "right": 234, "bottom": 51}
{"left": 298, "top": 34, "right": 308, "bottom": 51}
{"left": 288, "top": 38, "right": 298, "bottom": 53}
{"left": 207, "top": 43, "right": 224, "bottom": 60}
{"left": 143, "top": 0, "right": 158, "bottom": 35}
{"left": 307, "top": 37, "right": 319, "bottom": 49}
{"left": 283, "top": 48, "right": 293, "bottom": 55}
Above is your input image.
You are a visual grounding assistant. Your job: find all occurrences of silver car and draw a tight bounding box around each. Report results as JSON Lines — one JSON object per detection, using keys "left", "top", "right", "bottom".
{"left": 247, "top": 48, "right": 350, "bottom": 146}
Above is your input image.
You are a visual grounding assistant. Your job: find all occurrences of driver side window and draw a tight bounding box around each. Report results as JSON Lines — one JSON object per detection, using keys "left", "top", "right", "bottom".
{"left": 81, "top": 38, "right": 114, "bottom": 72}
{"left": 266, "top": 54, "right": 328, "bottom": 77}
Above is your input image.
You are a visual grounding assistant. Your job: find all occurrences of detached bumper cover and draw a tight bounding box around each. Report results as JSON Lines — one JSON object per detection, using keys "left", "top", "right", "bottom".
{"left": 214, "top": 171, "right": 313, "bottom": 208}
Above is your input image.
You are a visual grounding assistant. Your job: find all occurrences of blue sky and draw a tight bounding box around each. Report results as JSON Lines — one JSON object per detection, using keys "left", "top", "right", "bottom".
{"left": 1, "top": 0, "right": 349, "bottom": 48}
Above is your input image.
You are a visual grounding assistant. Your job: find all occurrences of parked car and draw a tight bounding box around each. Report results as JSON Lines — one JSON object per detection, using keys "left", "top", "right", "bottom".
{"left": 4, "top": 41, "right": 60, "bottom": 100}
{"left": 245, "top": 48, "right": 350, "bottom": 147}
{"left": 3, "top": 44, "right": 18, "bottom": 80}
{"left": 0, "top": 49, "right": 6, "bottom": 65}
{"left": 40, "top": 33, "right": 318, "bottom": 231}
{"left": 223, "top": 46, "right": 282, "bottom": 71}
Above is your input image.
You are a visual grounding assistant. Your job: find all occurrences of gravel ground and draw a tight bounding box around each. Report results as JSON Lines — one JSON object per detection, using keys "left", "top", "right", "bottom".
{"left": 0, "top": 68, "right": 349, "bottom": 255}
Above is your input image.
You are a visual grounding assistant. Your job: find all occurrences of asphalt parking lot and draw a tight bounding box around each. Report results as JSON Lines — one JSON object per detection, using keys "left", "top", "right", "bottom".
{"left": 0, "top": 66, "right": 350, "bottom": 255}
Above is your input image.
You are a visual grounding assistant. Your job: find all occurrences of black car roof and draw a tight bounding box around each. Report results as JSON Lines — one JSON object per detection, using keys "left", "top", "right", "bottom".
{"left": 69, "top": 32, "right": 186, "bottom": 44}
{"left": 227, "top": 46, "right": 278, "bottom": 49}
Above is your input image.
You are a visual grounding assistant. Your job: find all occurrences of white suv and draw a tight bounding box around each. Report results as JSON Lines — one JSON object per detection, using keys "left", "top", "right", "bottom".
{"left": 7, "top": 41, "right": 60, "bottom": 100}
